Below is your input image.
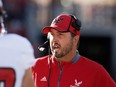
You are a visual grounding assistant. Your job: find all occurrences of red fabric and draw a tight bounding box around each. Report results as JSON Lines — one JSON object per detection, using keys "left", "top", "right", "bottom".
{"left": 42, "top": 14, "right": 80, "bottom": 35}
{"left": 0, "top": 68, "right": 15, "bottom": 87}
{"left": 32, "top": 55, "right": 116, "bottom": 87}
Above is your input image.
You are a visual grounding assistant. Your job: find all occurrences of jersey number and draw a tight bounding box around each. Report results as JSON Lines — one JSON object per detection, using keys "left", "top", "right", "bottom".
{"left": 0, "top": 68, "right": 16, "bottom": 87}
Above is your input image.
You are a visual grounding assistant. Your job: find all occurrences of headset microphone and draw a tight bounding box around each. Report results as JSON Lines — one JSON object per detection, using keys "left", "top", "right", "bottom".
{"left": 38, "top": 40, "right": 49, "bottom": 51}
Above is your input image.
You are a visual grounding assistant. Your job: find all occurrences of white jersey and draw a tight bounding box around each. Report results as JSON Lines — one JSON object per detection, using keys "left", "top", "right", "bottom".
{"left": 0, "top": 34, "right": 35, "bottom": 87}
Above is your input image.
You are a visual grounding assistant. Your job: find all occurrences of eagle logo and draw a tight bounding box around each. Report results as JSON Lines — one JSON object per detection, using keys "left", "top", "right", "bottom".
{"left": 53, "top": 17, "right": 64, "bottom": 24}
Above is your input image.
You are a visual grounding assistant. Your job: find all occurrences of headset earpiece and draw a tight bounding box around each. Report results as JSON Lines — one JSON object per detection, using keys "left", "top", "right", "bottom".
{"left": 70, "top": 15, "right": 81, "bottom": 31}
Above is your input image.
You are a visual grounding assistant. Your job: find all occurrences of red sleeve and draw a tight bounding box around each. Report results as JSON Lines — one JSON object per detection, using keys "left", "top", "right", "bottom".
{"left": 95, "top": 65, "right": 116, "bottom": 87}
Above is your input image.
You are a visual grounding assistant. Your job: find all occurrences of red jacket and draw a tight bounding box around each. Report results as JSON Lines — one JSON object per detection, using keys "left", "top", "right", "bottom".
{"left": 32, "top": 53, "right": 116, "bottom": 87}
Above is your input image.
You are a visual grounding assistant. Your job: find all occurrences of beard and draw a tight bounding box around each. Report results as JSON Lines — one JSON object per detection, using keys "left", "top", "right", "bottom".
{"left": 51, "top": 39, "right": 74, "bottom": 58}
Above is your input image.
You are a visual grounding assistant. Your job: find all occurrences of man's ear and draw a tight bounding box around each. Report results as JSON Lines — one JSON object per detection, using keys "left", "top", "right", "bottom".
{"left": 73, "top": 35, "right": 79, "bottom": 43}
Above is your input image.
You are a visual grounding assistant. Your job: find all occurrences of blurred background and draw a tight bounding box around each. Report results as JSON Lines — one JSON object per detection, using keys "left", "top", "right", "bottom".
{"left": 2, "top": 0, "right": 116, "bottom": 81}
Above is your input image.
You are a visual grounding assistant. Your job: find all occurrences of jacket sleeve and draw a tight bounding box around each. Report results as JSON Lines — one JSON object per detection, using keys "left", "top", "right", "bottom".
{"left": 95, "top": 65, "right": 116, "bottom": 87}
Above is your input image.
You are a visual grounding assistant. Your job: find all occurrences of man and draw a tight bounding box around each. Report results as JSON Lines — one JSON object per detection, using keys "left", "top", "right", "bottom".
{"left": 0, "top": 0, "right": 35, "bottom": 87}
{"left": 32, "top": 14, "right": 116, "bottom": 87}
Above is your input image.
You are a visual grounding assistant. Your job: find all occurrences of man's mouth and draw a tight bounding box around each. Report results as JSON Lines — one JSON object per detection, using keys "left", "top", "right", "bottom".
{"left": 52, "top": 44, "right": 60, "bottom": 51}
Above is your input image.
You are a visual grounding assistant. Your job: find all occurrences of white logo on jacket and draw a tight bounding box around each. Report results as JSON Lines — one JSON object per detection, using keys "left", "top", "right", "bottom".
{"left": 40, "top": 76, "right": 47, "bottom": 81}
{"left": 70, "top": 79, "right": 82, "bottom": 87}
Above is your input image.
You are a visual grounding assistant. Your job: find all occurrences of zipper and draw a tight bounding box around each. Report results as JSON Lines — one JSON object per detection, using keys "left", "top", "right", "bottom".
{"left": 57, "top": 64, "right": 64, "bottom": 87}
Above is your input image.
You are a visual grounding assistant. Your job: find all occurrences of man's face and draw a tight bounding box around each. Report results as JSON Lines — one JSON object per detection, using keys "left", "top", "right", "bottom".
{"left": 48, "top": 29, "right": 75, "bottom": 58}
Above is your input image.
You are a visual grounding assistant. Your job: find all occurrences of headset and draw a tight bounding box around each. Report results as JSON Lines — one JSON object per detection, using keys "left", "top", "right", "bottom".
{"left": 70, "top": 15, "right": 81, "bottom": 31}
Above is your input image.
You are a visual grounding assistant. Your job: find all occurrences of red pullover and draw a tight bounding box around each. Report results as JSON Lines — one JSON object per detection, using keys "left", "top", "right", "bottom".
{"left": 32, "top": 53, "right": 116, "bottom": 87}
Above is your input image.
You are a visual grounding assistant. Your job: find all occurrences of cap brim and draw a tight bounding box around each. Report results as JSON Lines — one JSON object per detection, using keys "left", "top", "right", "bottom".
{"left": 42, "top": 26, "right": 68, "bottom": 34}
{"left": 42, "top": 26, "right": 51, "bottom": 34}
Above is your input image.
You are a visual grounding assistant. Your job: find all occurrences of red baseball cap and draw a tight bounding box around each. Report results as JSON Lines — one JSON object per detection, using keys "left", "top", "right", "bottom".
{"left": 42, "top": 14, "right": 81, "bottom": 36}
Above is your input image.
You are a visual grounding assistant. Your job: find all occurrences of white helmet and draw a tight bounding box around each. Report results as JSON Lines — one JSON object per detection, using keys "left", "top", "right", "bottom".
{"left": 0, "top": 0, "right": 7, "bottom": 36}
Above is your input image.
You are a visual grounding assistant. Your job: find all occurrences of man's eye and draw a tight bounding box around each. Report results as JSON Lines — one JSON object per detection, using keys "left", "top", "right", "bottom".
{"left": 59, "top": 33, "right": 64, "bottom": 35}
{"left": 59, "top": 34, "right": 63, "bottom": 35}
